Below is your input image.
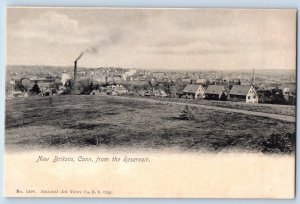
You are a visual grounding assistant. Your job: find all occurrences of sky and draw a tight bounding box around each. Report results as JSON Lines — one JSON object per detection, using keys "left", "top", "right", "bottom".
{"left": 6, "top": 7, "right": 296, "bottom": 71}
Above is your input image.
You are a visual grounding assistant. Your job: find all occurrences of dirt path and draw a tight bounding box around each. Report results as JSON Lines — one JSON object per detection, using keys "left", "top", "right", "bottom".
{"left": 113, "top": 96, "right": 295, "bottom": 123}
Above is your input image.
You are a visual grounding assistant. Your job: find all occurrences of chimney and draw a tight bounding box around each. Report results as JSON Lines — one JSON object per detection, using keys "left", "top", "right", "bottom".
{"left": 73, "top": 52, "right": 83, "bottom": 87}
{"left": 74, "top": 60, "right": 77, "bottom": 86}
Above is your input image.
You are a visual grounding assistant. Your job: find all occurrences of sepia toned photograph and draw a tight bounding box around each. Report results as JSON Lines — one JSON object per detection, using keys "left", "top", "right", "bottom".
{"left": 4, "top": 7, "right": 296, "bottom": 198}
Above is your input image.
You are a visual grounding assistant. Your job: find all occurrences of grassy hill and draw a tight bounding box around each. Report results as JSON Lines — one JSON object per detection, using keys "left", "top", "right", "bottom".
{"left": 5, "top": 95, "right": 295, "bottom": 154}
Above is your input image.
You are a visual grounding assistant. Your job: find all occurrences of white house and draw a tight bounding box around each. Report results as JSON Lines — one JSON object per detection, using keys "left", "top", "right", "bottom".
{"left": 182, "top": 84, "right": 205, "bottom": 99}
{"left": 229, "top": 85, "right": 258, "bottom": 103}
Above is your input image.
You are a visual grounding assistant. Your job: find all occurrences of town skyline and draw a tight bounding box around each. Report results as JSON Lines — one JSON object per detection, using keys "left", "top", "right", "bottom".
{"left": 5, "top": 63, "right": 297, "bottom": 71}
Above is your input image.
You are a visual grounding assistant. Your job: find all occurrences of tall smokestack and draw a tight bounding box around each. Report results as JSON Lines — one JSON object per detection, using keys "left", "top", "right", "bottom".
{"left": 74, "top": 60, "right": 77, "bottom": 86}
{"left": 73, "top": 52, "right": 83, "bottom": 88}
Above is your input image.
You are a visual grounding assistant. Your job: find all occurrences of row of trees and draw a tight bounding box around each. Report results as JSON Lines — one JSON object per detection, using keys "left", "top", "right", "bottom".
{"left": 258, "top": 89, "right": 296, "bottom": 105}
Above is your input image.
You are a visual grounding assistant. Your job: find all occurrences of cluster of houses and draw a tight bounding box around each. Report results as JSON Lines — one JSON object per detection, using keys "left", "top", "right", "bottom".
{"left": 181, "top": 84, "right": 258, "bottom": 103}
{"left": 90, "top": 85, "right": 169, "bottom": 97}
{"left": 88, "top": 83, "right": 258, "bottom": 103}
{"left": 8, "top": 72, "right": 296, "bottom": 105}
{"left": 98, "top": 85, "right": 129, "bottom": 96}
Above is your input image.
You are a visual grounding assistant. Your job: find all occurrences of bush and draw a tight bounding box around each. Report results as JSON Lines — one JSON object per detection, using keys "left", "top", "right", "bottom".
{"left": 180, "top": 105, "right": 196, "bottom": 120}
{"left": 261, "top": 132, "right": 295, "bottom": 154}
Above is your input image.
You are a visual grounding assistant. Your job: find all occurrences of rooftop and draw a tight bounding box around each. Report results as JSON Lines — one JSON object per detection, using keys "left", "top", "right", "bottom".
{"left": 230, "top": 85, "right": 252, "bottom": 96}
{"left": 183, "top": 84, "right": 203, "bottom": 93}
{"left": 205, "top": 85, "right": 225, "bottom": 94}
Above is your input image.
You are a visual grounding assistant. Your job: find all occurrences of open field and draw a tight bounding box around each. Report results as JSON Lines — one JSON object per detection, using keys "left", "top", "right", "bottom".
{"left": 124, "top": 95, "right": 296, "bottom": 117}
{"left": 117, "top": 96, "right": 295, "bottom": 122}
{"left": 5, "top": 95, "right": 295, "bottom": 154}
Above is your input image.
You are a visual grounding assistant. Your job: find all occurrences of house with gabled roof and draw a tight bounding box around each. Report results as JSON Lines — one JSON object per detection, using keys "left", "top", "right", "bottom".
{"left": 205, "top": 85, "right": 228, "bottom": 100}
{"left": 182, "top": 84, "right": 205, "bottom": 99}
{"left": 229, "top": 85, "right": 258, "bottom": 103}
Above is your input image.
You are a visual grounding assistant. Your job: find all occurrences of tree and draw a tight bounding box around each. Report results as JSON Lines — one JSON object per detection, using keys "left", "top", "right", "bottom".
{"left": 205, "top": 79, "right": 211, "bottom": 87}
{"left": 14, "top": 83, "right": 27, "bottom": 92}
{"left": 93, "top": 82, "right": 100, "bottom": 90}
{"left": 270, "top": 88, "right": 285, "bottom": 104}
{"left": 29, "top": 81, "right": 41, "bottom": 94}
{"left": 74, "top": 79, "right": 94, "bottom": 95}
{"left": 21, "top": 78, "right": 33, "bottom": 91}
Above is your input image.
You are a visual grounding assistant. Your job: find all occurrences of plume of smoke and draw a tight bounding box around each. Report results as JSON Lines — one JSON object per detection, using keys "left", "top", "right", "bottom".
{"left": 85, "top": 46, "right": 98, "bottom": 54}
{"left": 75, "top": 46, "right": 99, "bottom": 62}
{"left": 75, "top": 52, "right": 84, "bottom": 62}
{"left": 61, "top": 73, "right": 72, "bottom": 86}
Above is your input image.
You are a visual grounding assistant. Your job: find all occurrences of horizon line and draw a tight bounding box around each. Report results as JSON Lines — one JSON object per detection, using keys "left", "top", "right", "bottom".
{"left": 6, "top": 64, "right": 296, "bottom": 72}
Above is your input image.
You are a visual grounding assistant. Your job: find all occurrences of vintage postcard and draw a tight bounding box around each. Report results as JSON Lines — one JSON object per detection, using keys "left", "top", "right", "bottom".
{"left": 4, "top": 7, "right": 296, "bottom": 198}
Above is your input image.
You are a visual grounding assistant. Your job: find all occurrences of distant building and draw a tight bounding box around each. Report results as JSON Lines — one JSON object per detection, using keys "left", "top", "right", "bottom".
{"left": 229, "top": 85, "right": 258, "bottom": 103}
{"left": 159, "top": 90, "right": 168, "bottom": 97}
{"left": 106, "top": 76, "right": 114, "bottom": 84}
{"left": 195, "top": 78, "right": 207, "bottom": 85}
{"left": 98, "top": 85, "right": 117, "bottom": 95}
{"left": 10, "top": 76, "right": 55, "bottom": 91}
{"left": 182, "top": 84, "right": 205, "bottom": 99}
{"left": 152, "top": 72, "right": 165, "bottom": 79}
{"left": 111, "top": 85, "right": 128, "bottom": 95}
{"left": 122, "top": 69, "right": 137, "bottom": 80}
{"left": 163, "top": 78, "right": 171, "bottom": 82}
{"left": 31, "top": 76, "right": 56, "bottom": 89}
{"left": 205, "top": 85, "right": 228, "bottom": 100}
{"left": 113, "top": 75, "right": 123, "bottom": 84}
{"left": 212, "top": 78, "right": 224, "bottom": 84}
{"left": 127, "top": 80, "right": 149, "bottom": 86}
{"left": 182, "top": 77, "right": 192, "bottom": 84}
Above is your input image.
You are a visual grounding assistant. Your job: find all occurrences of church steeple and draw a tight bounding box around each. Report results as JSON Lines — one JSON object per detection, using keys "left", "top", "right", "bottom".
{"left": 251, "top": 68, "right": 255, "bottom": 86}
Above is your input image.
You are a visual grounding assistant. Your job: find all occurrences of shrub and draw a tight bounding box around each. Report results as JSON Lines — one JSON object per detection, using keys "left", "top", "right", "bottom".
{"left": 180, "top": 105, "right": 196, "bottom": 120}
{"left": 261, "top": 132, "right": 295, "bottom": 154}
